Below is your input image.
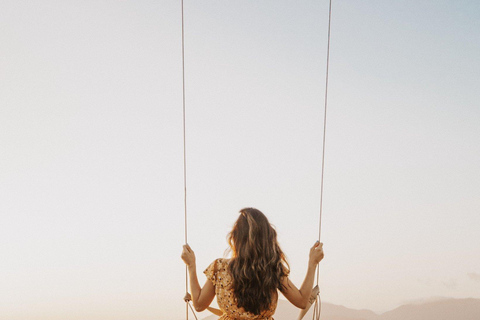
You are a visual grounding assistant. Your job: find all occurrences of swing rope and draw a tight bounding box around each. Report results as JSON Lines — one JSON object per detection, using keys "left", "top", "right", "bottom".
{"left": 313, "top": 0, "right": 333, "bottom": 319}
{"left": 180, "top": 0, "right": 195, "bottom": 319}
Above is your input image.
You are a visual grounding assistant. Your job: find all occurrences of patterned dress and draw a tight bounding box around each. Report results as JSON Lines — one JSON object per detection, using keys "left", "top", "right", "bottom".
{"left": 204, "top": 258, "right": 277, "bottom": 320}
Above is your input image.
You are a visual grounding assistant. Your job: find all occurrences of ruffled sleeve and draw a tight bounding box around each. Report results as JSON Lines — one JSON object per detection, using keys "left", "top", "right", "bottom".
{"left": 204, "top": 259, "right": 218, "bottom": 284}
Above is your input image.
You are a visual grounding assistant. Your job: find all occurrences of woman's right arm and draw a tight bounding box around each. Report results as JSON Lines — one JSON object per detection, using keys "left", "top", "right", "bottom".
{"left": 280, "top": 241, "right": 324, "bottom": 309}
{"left": 181, "top": 244, "right": 215, "bottom": 312}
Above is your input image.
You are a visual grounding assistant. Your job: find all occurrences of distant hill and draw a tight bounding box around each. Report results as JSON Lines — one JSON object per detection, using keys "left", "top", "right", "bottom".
{"left": 376, "top": 298, "right": 480, "bottom": 320}
{"left": 201, "top": 297, "right": 480, "bottom": 320}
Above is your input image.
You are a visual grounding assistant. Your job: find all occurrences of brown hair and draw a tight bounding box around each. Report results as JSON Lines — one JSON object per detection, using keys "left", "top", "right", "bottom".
{"left": 227, "top": 208, "right": 290, "bottom": 315}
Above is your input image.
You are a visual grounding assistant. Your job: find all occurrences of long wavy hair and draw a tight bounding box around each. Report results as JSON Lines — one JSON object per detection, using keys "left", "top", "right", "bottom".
{"left": 227, "top": 208, "right": 290, "bottom": 315}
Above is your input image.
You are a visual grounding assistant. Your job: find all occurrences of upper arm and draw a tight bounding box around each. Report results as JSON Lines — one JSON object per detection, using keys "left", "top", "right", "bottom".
{"left": 194, "top": 279, "right": 215, "bottom": 312}
{"left": 279, "top": 276, "right": 307, "bottom": 309}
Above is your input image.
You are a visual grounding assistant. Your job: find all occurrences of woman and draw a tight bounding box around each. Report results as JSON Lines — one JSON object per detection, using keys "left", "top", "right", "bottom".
{"left": 181, "top": 207, "right": 324, "bottom": 319}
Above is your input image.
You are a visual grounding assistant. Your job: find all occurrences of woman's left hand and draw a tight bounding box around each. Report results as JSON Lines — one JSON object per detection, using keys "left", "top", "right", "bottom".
{"left": 181, "top": 244, "right": 196, "bottom": 267}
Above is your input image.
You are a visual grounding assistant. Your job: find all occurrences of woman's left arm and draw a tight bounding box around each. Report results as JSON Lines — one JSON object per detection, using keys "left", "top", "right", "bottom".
{"left": 181, "top": 244, "right": 215, "bottom": 312}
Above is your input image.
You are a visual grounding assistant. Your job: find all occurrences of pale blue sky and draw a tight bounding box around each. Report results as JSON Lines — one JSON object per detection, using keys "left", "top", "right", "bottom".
{"left": 1, "top": 1, "right": 479, "bottom": 320}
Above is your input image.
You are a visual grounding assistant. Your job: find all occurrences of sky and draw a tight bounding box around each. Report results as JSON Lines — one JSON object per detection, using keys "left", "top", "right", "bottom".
{"left": 1, "top": 1, "right": 479, "bottom": 320}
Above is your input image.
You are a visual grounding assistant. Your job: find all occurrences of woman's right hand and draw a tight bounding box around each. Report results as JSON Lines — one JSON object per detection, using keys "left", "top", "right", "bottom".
{"left": 309, "top": 241, "right": 324, "bottom": 266}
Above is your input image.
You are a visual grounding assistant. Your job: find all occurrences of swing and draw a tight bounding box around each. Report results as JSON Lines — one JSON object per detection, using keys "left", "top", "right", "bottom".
{"left": 180, "top": 0, "right": 333, "bottom": 319}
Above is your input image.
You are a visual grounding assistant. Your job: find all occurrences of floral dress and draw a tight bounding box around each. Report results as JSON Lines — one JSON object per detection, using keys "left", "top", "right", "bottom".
{"left": 204, "top": 258, "right": 277, "bottom": 320}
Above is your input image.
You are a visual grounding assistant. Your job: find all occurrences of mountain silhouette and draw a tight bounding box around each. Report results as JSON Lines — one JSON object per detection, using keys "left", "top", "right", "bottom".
{"left": 376, "top": 298, "right": 480, "bottom": 320}
{"left": 201, "top": 297, "right": 480, "bottom": 320}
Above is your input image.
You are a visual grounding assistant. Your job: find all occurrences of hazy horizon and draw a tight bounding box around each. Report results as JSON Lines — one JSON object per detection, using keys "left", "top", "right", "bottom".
{"left": 199, "top": 297, "right": 480, "bottom": 320}
{"left": 1, "top": 1, "right": 479, "bottom": 320}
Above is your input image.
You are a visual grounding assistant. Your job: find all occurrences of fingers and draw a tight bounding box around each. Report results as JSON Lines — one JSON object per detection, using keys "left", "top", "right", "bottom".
{"left": 312, "top": 241, "right": 323, "bottom": 249}
{"left": 312, "top": 242, "right": 324, "bottom": 258}
{"left": 181, "top": 244, "right": 196, "bottom": 267}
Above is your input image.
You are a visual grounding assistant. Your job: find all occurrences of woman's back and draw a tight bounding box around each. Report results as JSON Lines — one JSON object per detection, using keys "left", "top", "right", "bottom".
{"left": 204, "top": 258, "right": 277, "bottom": 320}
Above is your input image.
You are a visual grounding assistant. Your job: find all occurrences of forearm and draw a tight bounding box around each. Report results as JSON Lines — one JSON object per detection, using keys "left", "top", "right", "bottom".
{"left": 187, "top": 264, "right": 202, "bottom": 306}
{"left": 298, "top": 262, "right": 317, "bottom": 303}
